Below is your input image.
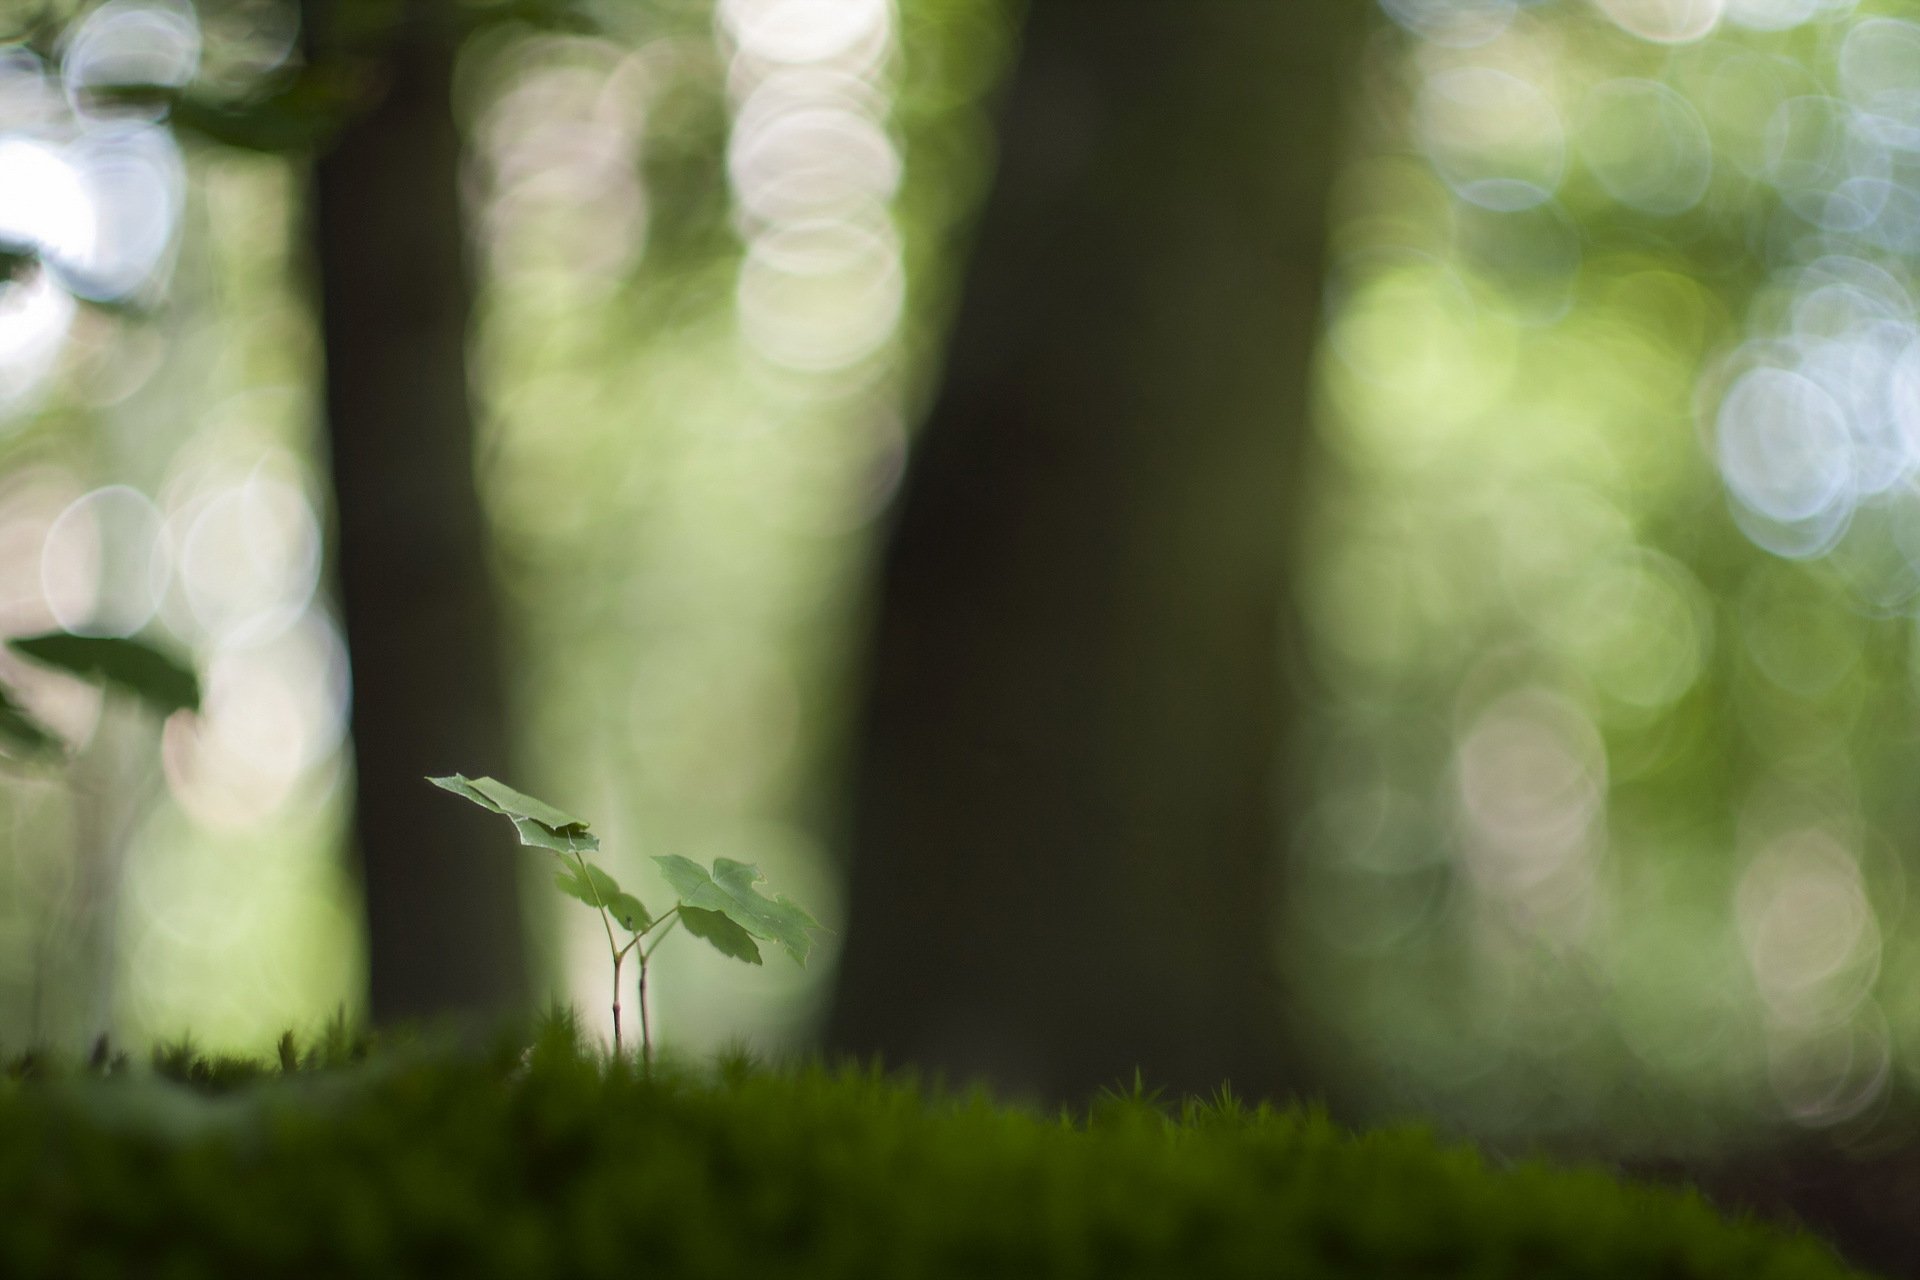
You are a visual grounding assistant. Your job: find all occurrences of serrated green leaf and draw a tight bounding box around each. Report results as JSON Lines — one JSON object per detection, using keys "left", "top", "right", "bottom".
{"left": 435, "top": 774, "right": 590, "bottom": 832}
{"left": 678, "top": 906, "right": 761, "bottom": 965}
{"left": 9, "top": 633, "right": 199, "bottom": 717}
{"left": 508, "top": 815, "right": 599, "bottom": 856}
{"left": 0, "top": 683, "right": 61, "bottom": 761}
{"left": 603, "top": 892, "right": 650, "bottom": 933}
{"left": 553, "top": 862, "right": 651, "bottom": 932}
{"left": 711, "top": 859, "right": 822, "bottom": 960}
{"left": 553, "top": 860, "right": 622, "bottom": 911}
{"left": 426, "top": 774, "right": 600, "bottom": 854}
{"left": 652, "top": 854, "right": 716, "bottom": 908}
{"left": 652, "top": 855, "right": 822, "bottom": 966}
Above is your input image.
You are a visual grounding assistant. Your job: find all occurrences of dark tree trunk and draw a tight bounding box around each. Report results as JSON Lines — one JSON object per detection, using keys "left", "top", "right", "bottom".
{"left": 302, "top": 0, "right": 527, "bottom": 1025}
{"left": 826, "top": 2, "right": 1363, "bottom": 1103}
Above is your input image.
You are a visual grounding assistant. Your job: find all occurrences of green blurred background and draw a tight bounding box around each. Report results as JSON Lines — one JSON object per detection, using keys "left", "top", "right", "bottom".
{"left": 1, "top": 0, "right": 1917, "bottom": 1158}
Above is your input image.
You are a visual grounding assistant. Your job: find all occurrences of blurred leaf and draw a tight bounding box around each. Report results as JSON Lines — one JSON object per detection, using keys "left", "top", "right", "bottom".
{"left": 170, "top": 91, "right": 344, "bottom": 153}
{"left": 679, "top": 906, "right": 761, "bottom": 965}
{"left": 426, "top": 774, "right": 600, "bottom": 854}
{"left": 459, "top": 0, "right": 601, "bottom": 36}
{"left": 92, "top": 68, "right": 361, "bottom": 154}
{"left": 9, "top": 633, "right": 198, "bottom": 717}
{"left": 113, "top": 3, "right": 594, "bottom": 157}
{"left": 0, "top": 240, "right": 34, "bottom": 285}
{"left": 652, "top": 855, "right": 821, "bottom": 965}
{"left": 0, "top": 683, "right": 61, "bottom": 761}
{"left": 0, "top": 236, "right": 147, "bottom": 314}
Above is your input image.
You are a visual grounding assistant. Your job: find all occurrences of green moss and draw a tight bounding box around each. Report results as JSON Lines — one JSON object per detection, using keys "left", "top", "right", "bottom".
{"left": 0, "top": 1018, "right": 1871, "bottom": 1279}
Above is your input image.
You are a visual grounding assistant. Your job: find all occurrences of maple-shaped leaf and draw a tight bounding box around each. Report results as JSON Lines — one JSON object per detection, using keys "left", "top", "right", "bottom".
{"left": 552, "top": 860, "right": 650, "bottom": 932}
{"left": 427, "top": 774, "right": 599, "bottom": 855}
{"left": 678, "top": 905, "right": 761, "bottom": 965}
{"left": 653, "top": 855, "right": 822, "bottom": 965}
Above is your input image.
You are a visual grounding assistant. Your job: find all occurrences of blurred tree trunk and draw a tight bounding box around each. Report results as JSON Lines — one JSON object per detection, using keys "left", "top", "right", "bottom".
{"left": 301, "top": 0, "right": 528, "bottom": 1025}
{"left": 826, "top": 2, "right": 1363, "bottom": 1102}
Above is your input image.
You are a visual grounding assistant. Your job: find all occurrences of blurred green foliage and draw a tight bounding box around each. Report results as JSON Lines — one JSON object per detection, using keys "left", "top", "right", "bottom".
{"left": 1303, "top": 0, "right": 1920, "bottom": 1141}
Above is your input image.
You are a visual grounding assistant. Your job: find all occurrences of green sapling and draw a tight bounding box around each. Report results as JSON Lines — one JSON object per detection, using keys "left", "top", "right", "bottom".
{"left": 428, "top": 774, "right": 824, "bottom": 1069}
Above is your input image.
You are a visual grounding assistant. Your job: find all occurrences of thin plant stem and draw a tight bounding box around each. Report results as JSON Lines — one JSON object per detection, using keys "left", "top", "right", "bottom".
{"left": 611, "top": 948, "right": 625, "bottom": 1057}
{"left": 568, "top": 849, "right": 624, "bottom": 1054}
{"left": 637, "top": 959, "right": 652, "bottom": 1076}
{"left": 636, "top": 904, "right": 680, "bottom": 943}
{"left": 634, "top": 910, "right": 680, "bottom": 1076}
{"left": 642, "top": 913, "right": 681, "bottom": 961}
{"left": 571, "top": 850, "right": 620, "bottom": 957}
{"left": 614, "top": 906, "right": 678, "bottom": 964}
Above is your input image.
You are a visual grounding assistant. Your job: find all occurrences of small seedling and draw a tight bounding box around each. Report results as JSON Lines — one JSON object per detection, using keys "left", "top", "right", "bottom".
{"left": 428, "top": 774, "right": 825, "bottom": 1069}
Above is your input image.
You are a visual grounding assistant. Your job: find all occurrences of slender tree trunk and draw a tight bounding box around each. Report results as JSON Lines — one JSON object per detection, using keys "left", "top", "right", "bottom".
{"left": 302, "top": 0, "right": 527, "bottom": 1025}
{"left": 826, "top": 2, "right": 1363, "bottom": 1103}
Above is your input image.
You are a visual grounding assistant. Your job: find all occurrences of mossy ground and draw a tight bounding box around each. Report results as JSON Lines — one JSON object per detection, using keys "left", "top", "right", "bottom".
{"left": 0, "top": 1013, "right": 1874, "bottom": 1279}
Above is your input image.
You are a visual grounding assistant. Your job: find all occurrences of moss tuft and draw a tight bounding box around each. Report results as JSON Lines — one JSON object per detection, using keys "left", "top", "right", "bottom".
{"left": 0, "top": 1017, "right": 1875, "bottom": 1279}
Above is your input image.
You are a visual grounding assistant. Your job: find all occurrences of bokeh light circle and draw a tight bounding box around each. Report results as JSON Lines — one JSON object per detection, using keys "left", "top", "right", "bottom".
{"left": 1415, "top": 67, "right": 1566, "bottom": 212}
{"left": 1715, "top": 366, "right": 1853, "bottom": 524}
